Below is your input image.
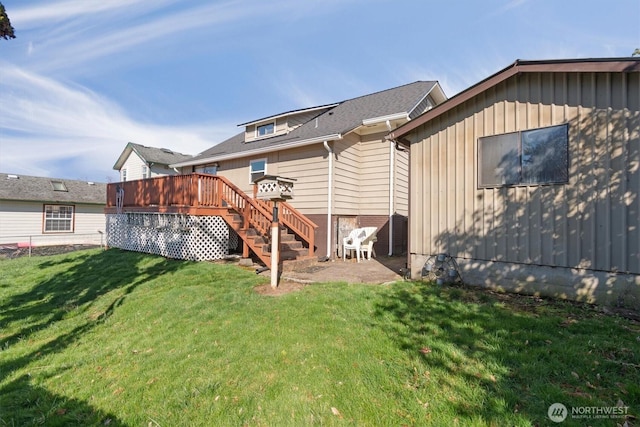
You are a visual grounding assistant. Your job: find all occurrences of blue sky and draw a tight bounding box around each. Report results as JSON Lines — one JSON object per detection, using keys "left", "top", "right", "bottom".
{"left": 1, "top": 0, "right": 638, "bottom": 183}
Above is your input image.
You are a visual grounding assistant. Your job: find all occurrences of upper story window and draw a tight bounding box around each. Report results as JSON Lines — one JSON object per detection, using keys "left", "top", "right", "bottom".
{"left": 121, "top": 168, "right": 127, "bottom": 182}
{"left": 256, "top": 122, "right": 275, "bottom": 138}
{"left": 478, "top": 124, "right": 569, "bottom": 188}
{"left": 250, "top": 159, "right": 267, "bottom": 183}
{"left": 142, "top": 165, "right": 148, "bottom": 178}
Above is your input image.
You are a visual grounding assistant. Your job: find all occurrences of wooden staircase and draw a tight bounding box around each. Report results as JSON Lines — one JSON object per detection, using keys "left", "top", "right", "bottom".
{"left": 105, "top": 173, "right": 318, "bottom": 267}
{"left": 205, "top": 175, "right": 318, "bottom": 267}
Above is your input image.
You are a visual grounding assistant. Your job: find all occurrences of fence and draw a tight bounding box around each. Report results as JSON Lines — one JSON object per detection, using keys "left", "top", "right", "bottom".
{"left": 0, "top": 232, "right": 106, "bottom": 257}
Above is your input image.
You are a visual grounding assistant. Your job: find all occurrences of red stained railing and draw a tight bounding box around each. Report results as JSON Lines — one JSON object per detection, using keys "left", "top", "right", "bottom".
{"left": 106, "top": 174, "right": 317, "bottom": 257}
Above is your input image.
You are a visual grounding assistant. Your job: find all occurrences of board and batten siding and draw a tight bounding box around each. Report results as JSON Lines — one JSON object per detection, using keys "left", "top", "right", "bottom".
{"left": 409, "top": 71, "right": 640, "bottom": 281}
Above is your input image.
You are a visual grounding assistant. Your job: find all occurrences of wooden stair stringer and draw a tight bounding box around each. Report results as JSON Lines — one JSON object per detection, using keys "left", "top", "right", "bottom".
{"left": 218, "top": 208, "right": 271, "bottom": 266}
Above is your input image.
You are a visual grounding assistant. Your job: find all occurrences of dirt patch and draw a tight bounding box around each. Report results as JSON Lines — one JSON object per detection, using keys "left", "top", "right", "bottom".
{"left": 254, "top": 280, "right": 307, "bottom": 296}
{"left": 0, "top": 244, "right": 101, "bottom": 260}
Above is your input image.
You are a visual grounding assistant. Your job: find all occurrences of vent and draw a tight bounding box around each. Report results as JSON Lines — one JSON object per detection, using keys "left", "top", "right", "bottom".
{"left": 161, "top": 148, "right": 174, "bottom": 154}
{"left": 7, "top": 174, "right": 19, "bottom": 179}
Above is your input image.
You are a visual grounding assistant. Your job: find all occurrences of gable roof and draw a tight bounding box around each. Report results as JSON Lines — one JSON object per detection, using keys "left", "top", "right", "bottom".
{"left": 0, "top": 173, "right": 107, "bottom": 205}
{"left": 172, "top": 81, "right": 443, "bottom": 167}
{"left": 113, "top": 142, "right": 192, "bottom": 170}
{"left": 388, "top": 57, "right": 640, "bottom": 142}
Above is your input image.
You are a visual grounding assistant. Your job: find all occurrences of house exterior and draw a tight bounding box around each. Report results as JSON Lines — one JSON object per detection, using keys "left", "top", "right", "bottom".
{"left": 0, "top": 173, "right": 107, "bottom": 247}
{"left": 113, "top": 142, "right": 192, "bottom": 181}
{"left": 388, "top": 58, "right": 640, "bottom": 308}
{"left": 170, "top": 81, "right": 447, "bottom": 258}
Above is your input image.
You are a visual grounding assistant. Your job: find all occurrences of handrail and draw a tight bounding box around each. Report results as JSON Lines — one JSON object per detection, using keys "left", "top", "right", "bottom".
{"left": 106, "top": 173, "right": 316, "bottom": 258}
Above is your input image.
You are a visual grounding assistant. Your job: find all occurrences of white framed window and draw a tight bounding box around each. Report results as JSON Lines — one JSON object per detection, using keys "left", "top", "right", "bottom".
{"left": 142, "top": 165, "right": 148, "bottom": 178}
{"left": 43, "top": 204, "right": 74, "bottom": 233}
{"left": 256, "top": 122, "right": 275, "bottom": 138}
{"left": 478, "top": 124, "right": 569, "bottom": 188}
{"left": 121, "top": 168, "right": 127, "bottom": 182}
{"left": 250, "top": 158, "right": 267, "bottom": 183}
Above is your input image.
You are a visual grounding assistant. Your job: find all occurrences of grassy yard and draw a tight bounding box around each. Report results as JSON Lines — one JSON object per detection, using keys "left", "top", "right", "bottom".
{"left": 0, "top": 249, "right": 638, "bottom": 426}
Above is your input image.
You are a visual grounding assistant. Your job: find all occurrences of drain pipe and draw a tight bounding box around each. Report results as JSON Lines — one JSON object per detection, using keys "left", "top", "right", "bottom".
{"left": 323, "top": 140, "right": 333, "bottom": 259}
{"left": 386, "top": 120, "right": 394, "bottom": 256}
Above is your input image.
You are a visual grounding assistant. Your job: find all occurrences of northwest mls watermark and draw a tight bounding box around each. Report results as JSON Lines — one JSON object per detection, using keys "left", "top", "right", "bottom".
{"left": 548, "top": 402, "right": 630, "bottom": 423}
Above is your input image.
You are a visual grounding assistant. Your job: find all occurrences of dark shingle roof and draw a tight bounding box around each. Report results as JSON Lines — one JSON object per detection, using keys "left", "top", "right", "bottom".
{"left": 0, "top": 174, "right": 107, "bottom": 204}
{"left": 176, "top": 81, "right": 438, "bottom": 165}
{"left": 113, "top": 142, "right": 192, "bottom": 170}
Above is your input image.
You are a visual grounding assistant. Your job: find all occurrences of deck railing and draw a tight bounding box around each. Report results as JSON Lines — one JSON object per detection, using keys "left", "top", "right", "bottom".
{"left": 106, "top": 174, "right": 317, "bottom": 257}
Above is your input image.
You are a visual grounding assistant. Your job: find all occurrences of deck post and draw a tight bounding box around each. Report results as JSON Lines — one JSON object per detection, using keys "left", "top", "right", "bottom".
{"left": 270, "top": 202, "right": 280, "bottom": 289}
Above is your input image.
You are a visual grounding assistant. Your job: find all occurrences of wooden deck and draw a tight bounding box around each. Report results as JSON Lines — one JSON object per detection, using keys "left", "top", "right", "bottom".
{"left": 105, "top": 174, "right": 317, "bottom": 264}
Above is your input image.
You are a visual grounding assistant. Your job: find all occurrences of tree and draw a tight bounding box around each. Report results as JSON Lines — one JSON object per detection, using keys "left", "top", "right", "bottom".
{"left": 633, "top": 48, "right": 640, "bottom": 57}
{"left": 0, "top": 2, "right": 15, "bottom": 40}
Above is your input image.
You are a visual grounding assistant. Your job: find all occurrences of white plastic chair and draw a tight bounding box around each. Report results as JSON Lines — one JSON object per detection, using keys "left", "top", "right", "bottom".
{"left": 342, "top": 228, "right": 366, "bottom": 262}
{"left": 342, "top": 227, "right": 378, "bottom": 262}
{"left": 359, "top": 226, "right": 378, "bottom": 260}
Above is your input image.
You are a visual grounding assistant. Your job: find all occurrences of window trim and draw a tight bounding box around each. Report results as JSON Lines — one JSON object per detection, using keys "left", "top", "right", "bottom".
{"left": 477, "top": 123, "right": 569, "bottom": 189}
{"left": 249, "top": 158, "right": 267, "bottom": 183}
{"left": 43, "top": 204, "right": 75, "bottom": 233}
{"left": 256, "top": 122, "right": 276, "bottom": 138}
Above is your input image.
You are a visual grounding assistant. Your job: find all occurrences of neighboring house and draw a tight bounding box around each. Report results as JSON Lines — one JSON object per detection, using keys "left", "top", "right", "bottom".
{"left": 170, "top": 81, "right": 447, "bottom": 257}
{"left": 388, "top": 58, "right": 640, "bottom": 308}
{"left": 0, "top": 173, "right": 107, "bottom": 247}
{"left": 113, "top": 142, "right": 192, "bottom": 181}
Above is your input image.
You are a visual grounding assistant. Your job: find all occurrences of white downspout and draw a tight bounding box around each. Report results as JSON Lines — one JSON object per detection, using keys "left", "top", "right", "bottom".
{"left": 386, "top": 120, "right": 394, "bottom": 256}
{"left": 323, "top": 141, "right": 333, "bottom": 258}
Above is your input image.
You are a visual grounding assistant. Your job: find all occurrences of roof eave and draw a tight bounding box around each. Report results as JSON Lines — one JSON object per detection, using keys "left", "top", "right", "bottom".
{"left": 362, "top": 112, "right": 409, "bottom": 126}
{"left": 170, "top": 133, "right": 343, "bottom": 167}
{"left": 388, "top": 57, "right": 640, "bottom": 141}
{"left": 238, "top": 103, "right": 341, "bottom": 127}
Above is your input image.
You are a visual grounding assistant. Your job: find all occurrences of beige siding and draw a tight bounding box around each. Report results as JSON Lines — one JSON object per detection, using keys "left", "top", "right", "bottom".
{"left": 0, "top": 200, "right": 105, "bottom": 245}
{"left": 121, "top": 151, "right": 146, "bottom": 181}
{"left": 218, "top": 153, "right": 279, "bottom": 195}
{"left": 356, "top": 133, "right": 392, "bottom": 216}
{"left": 394, "top": 147, "right": 409, "bottom": 216}
{"left": 410, "top": 70, "right": 640, "bottom": 274}
{"left": 217, "top": 145, "right": 329, "bottom": 215}
{"left": 333, "top": 134, "right": 361, "bottom": 215}
{"left": 277, "top": 144, "right": 329, "bottom": 215}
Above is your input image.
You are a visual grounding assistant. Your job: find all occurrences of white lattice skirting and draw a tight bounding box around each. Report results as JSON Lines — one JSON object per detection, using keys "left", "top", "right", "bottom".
{"left": 106, "top": 213, "right": 239, "bottom": 261}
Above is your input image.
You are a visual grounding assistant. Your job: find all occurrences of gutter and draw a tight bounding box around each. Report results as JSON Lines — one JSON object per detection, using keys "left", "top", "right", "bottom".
{"left": 170, "top": 133, "right": 343, "bottom": 169}
{"left": 386, "top": 120, "right": 394, "bottom": 256}
{"left": 323, "top": 140, "right": 334, "bottom": 259}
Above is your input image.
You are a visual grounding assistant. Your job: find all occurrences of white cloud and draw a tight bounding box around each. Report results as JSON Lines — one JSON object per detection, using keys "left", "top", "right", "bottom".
{"left": 0, "top": 65, "right": 235, "bottom": 181}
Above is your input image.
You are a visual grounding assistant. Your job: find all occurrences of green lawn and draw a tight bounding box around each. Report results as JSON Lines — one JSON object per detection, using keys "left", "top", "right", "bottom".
{"left": 0, "top": 249, "right": 638, "bottom": 426}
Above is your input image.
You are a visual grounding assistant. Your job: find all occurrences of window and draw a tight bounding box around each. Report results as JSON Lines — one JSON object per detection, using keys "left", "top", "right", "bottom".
{"left": 142, "top": 165, "right": 148, "bottom": 178}
{"left": 50, "top": 180, "right": 68, "bottom": 191}
{"left": 478, "top": 124, "right": 568, "bottom": 188}
{"left": 44, "top": 205, "right": 74, "bottom": 232}
{"left": 256, "top": 122, "right": 275, "bottom": 137}
{"left": 196, "top": 164, "right": 218, "bottom": 175}
{"left": 250, "top": 159, "right": 266, "bottom": 183}
{"left": 121, "top": 168, "right": 127, "bottom": 182}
